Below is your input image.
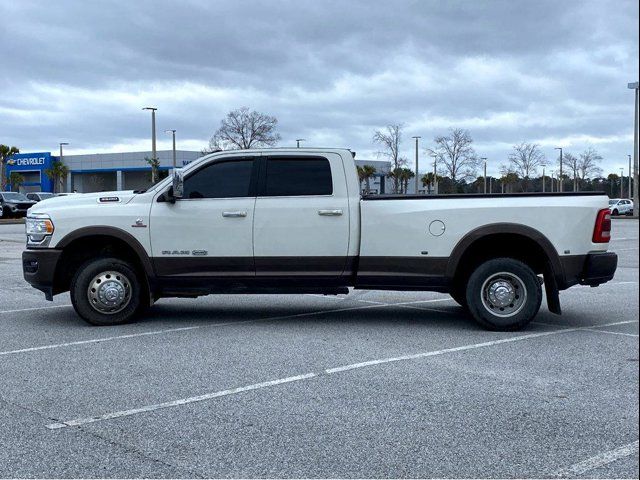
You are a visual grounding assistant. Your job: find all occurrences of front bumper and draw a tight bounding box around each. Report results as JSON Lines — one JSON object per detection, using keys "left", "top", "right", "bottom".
{"left": 560, "top": 252, "right": 618, "bottom": 289}
{"left": 22, "top": 249, "right": 63, "bottom": 300}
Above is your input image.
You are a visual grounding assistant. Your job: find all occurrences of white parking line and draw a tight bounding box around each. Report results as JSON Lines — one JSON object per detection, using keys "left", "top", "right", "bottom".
{"left": 0, "top": 326, "right": 202, "bottom": 356}
{"left": 0, "top": 298, "right": 455, "bottom": 357}
{"left": 46, "top": 373, "right": 316, "bottom": 430}
{"left": 582, "top": 328, "right": 639, "bottom": 338}
{"left": 0, "top": 304, "right": 72, "bottom": 315}
{"left": 47, "top": 320, "right": 636, "bottom": 430}
{"left": 552, "top": 440, "right": 639, "bottom": 478}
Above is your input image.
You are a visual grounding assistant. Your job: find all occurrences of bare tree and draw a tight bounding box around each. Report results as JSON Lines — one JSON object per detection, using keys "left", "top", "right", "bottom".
{"left": 428, "top": 128, "right": 479, "bottom": 187}
{"left": 373, "top": 124, "right": 406, "bottom": 193}
{"left": 562, "top": 153, "right": 579, "bottom": 191}
{"left": 507, "top": 142, "right": 545, "bottom": 191}
{"left": 204, "top": 107, "right": 281, "bottom": 152}
{"left": 577, "top": 147, "right": 603, "bottom": 185}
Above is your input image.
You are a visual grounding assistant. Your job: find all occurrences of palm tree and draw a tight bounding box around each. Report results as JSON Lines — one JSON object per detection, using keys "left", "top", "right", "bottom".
{"left": 387, "top": 167, "right": 403, "bottom": 193}
{"left": 0, "top": 145, "right": 20, "bottom": 190}
{"left": 399, "top": 168, "right": 415, "bottom": 194}
{"left": 360, "top": 165, "right": 377, "bottom": 194}
{"left": 8, "top": 172, "right": 24, "bottom": 192}
{"left": 145, "top": 156, "right": 161, "bottom": 184}
{"left": 44, "top": 161, "right": 70, "bottom": 193}
{"left": 356, "top": 165, "right": 365, "bottom": 192}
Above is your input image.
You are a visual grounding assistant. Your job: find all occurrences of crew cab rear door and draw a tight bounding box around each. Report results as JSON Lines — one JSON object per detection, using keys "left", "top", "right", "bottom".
{"left": 149, "top": 155, "right": 258, "bottom": 277}
{"left": 253, "top": 154, "right": 350, "bottom": 277}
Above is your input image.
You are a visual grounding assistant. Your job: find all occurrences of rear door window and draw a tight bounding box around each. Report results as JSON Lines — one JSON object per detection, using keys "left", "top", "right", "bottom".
{"left": 263, "top": 158, "right": 332, "bottom": 196}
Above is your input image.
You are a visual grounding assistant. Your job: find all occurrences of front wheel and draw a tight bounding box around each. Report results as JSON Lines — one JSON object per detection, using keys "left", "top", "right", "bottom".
{"left": 612, "top": 209, "right": 619, "bottom": 216}
{"left": 70, "top": 257, "right": 143, "bottom": 326}
{"left": 466, "top": 258, "right": 542, "bottom": 331}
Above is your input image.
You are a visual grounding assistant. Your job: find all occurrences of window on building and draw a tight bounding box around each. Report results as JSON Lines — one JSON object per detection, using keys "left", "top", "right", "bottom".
{"left": 264, "top": 158, "right": 333, "bottom": 196}
{"left": 183, "top": 160, "right": 254, "bottom": 199}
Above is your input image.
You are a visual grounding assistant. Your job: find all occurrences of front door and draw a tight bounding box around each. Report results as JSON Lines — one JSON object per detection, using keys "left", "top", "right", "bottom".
{"left": 253, "top": 154, "right": 350, "bottom": 277}
{"left": 150, "top": 156, "right": 258, "bottom": 277}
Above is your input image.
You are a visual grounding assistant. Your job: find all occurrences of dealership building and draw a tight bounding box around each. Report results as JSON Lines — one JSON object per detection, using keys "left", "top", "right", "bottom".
{"left": 6, "top": 150, "right": 392, "bottom": 194}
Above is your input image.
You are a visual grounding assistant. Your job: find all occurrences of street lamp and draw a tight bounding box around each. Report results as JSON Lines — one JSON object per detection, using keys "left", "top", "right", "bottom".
{"left": 629, "top": 154, "right": 633, "bottom": 201}
{"left": 142, "top": 107, "right": 158, "bottom": 182}
{"left": 620, "top": 168, "right": 625, "bottom": 198}
{"left": 296, "top": 139, "right": 305, "bottom": 148}
{"left": 58, "top": 142, "right": 69, "bottom": 193}
{"left": 165, "top": 129, "right": 177, "bottom": 169}
{"left": 481, "top": 157, "right": 487, "bottom": 194}
{"left": 430, "top": 153, "right": 438, "bottom": 195}
{"left": 554, "top": 147, "right": 563, "bottom": 192}
{"left": 412, "top": 136, "right": 421, "bottom": 195}
{"left": 542, "top": 165, "right": 546, "bottom": 193}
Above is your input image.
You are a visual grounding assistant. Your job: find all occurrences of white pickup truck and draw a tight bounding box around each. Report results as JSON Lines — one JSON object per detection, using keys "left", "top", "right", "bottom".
{"left": 23, "top": 148, "right": 617, "bottom": 330}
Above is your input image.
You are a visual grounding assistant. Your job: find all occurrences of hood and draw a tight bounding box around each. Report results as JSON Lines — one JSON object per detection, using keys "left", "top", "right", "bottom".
{"left": 27, "top": 191, "right": 138, "bottom": 215}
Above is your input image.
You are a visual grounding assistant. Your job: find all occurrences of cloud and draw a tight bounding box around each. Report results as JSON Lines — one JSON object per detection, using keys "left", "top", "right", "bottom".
{"left": 0, "top": 0, "right": 637, "bottom": 176}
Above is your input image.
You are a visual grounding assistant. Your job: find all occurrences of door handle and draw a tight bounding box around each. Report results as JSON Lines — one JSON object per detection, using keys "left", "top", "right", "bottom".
{"left": 318, "top": 209, "right": 343, "bottom": 216}
{"left": 222, "top": 211, "right": 247, "bottom": 218}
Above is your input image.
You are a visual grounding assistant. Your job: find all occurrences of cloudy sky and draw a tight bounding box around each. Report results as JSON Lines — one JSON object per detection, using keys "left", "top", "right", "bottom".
{"left": 1, "top": 0, "right": 638, "bottom": 176}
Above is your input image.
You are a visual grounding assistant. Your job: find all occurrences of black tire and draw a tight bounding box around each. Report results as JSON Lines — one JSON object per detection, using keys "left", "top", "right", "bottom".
{"left": 612, "top": 209, "right": 619, "bottom": 216}
{"left": 465, "top": 257, "right": 542, "bottom": 331}
{"left": 450, "top": 284, "right": 468, "bottom": 309}
{"left": 70, "top": 257, "right": 143, "bottom": 326}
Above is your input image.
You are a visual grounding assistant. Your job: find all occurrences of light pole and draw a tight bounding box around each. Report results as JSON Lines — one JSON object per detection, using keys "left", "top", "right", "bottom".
{"left": 620, "top": 168, "right": 625, "bottom": 198}
{"left": 542, "top": 166, "right": 546, "bottom": 193}
{"left": 296, "top": 139, "right": 305, "bottom": 148}
{"left": 142, "top": 107, "right": 158, "bottom": 182}
{"left": 58, "top": 142, "right": 69, "bottom": 193}
{"left": 165, "top": 129, "right": 177, "bottom": 169}
{"left": 629, "top": 81, "right": 639, "bottom": 215}
{"left": 481, "top": 157, "right": 487, "bottom": 194}
{"left": 629, "top": 154, "right": 633, "bottom": 201}
{"left": 412, "top": 136, "right": 421, "bottom": 194}
{"left": 554, "top": 147, "right": 563, "bottom": 192}
{"left": 431, "top": 153, "right": 438, "bottom": 195}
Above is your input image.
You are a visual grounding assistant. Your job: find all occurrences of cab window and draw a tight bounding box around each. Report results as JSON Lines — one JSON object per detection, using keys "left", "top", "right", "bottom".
{"left": 263, "top": 158, "right": 332, "bottom": 196}
{"left": 183, "top": 160, "right": 254, "bottom": 199}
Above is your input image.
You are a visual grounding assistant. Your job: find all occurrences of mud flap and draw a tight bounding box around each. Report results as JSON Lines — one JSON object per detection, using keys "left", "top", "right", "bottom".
{"left": 544, "top": 271, "right": 562, "bottom": 315}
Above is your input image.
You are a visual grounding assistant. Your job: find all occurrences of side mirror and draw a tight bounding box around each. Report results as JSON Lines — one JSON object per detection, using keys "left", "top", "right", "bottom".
{"left": 172, "top": 168, "right": 184, "bottom": 199}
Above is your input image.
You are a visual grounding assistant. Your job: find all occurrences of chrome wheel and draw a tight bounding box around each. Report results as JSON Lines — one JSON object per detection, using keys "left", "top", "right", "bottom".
{"left": 86, "top": 270, "right": 132, "bottom": 314}
{"left": 480, "top": 271, "right": 527, "bottom": 318}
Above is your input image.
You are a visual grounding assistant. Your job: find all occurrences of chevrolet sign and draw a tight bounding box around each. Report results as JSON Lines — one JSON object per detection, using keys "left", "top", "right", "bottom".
{"left": 9, "top": 157, "right": 46, "bottom": 166}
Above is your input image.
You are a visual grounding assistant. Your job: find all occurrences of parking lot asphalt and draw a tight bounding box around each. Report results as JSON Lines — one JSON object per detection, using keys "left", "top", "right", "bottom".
{"left": 0, "top": 220, "right": 638, "bottom": 478}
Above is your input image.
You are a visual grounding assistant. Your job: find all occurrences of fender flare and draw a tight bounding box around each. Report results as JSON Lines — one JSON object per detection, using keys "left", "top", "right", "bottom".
{"left": 56, "top": 226, "right": 155, "bottom": 279}
{"left": 445, "top": 222, "right": 563, "bottom": 282}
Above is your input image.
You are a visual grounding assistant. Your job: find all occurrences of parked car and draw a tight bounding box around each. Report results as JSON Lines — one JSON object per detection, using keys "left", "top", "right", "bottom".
{"left": 1, "top": 191, "right": 36, "bottom": 218}
{"left": 22, "top": 148, "right": 617, "bottom": 330}
{"left": 608, "top": 198, "right": 634, "bottom": 216}
{"left": 26, "top": 192, "right": 55, "bottom": 203}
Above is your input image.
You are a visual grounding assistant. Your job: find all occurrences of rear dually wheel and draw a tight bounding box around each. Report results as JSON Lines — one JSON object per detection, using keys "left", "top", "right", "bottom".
{"left": 466, "top": 257, "right": 542, "bottom": 331}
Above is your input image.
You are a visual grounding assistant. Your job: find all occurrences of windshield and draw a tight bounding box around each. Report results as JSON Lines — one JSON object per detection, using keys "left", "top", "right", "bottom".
{"left": 609, "top": 199, "right": 619, "bottom": 205}
{"left": 38, "top": 193, "right": 55, "bottom": 200}
{"left": 1, "top": 192, "right": 29, "bottom": 202}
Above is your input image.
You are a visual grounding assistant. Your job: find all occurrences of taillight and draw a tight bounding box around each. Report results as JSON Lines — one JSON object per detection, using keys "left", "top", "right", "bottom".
{"left": 592, "top": 208, "right": 611, "bottom": 243}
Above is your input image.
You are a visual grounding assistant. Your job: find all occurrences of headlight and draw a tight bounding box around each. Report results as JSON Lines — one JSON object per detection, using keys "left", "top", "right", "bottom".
{"left": 26, "top": 215, "right": 54, "bottom": 246}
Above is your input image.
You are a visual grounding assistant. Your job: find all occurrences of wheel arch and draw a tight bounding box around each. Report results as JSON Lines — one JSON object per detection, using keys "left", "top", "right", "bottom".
{"left": 446, "top": 223, "right": 563, "bottom": 289}
{"left": 53, "top": 226, "right": 155, "bottom": 295}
